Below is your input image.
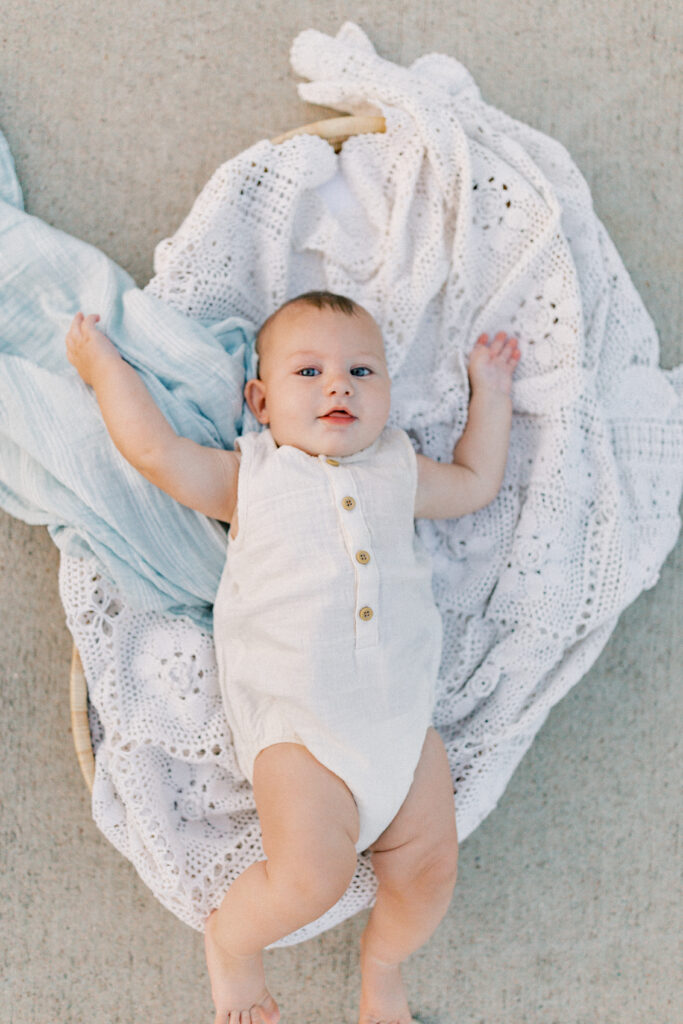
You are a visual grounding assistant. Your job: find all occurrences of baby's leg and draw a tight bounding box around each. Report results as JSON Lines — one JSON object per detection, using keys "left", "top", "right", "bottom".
{"left": 358, "top": 726, "right": 459, "bottom": 1024}
{"left": 205, "top": 742, "right": 360, "bottom": 1024}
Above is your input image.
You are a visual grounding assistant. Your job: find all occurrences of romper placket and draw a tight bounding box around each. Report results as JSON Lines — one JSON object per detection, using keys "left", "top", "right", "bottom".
{"left": 319, "top": 454, "right": 379, "bottom": 649}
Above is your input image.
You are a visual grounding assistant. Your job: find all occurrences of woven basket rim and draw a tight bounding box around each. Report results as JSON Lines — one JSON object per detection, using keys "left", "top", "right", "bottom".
{"left": 70, "top": 646, "right": 96, "bottom": 791}
{"left": 271, "top": 114, "right": 385, "bottom": 150}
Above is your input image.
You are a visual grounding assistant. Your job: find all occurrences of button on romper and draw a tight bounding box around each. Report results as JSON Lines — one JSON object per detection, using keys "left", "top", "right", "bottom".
{"left": 213, "top": 425, "right": 444, "bottom": 853}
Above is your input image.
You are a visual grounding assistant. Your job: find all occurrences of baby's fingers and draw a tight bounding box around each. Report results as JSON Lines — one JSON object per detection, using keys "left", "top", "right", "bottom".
{"left": 502, "top": 335, "right": 521, "bottom": 361}
{"left": 65, "top": 318, "right": 83, "bottom": 353}
{"left": 488, "top": 331, "right": 509, "bottom": 357}
{"left": 67, "top": 312, "right": 84, "bottom": 335}
{"left": 486, "top": 332, "right": 521, "bottom": 362}
{"left": 510, "top": 342, "right": 521, "bottom": 366}
{"left": 80, "top": 313, "right": 102, "bottom": 339}
{"left": 68, "top": 312, "right": 100, "bottom": 333}
{"left": 472, "top": 331, "right": 521, "bottom": 369}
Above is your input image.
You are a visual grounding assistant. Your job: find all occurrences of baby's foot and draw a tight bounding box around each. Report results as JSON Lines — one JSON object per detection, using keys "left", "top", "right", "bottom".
{"left": 358, "top": 936, "right": 414, "bottom": 1024}
{"left": 204, "top": 910, "right": 280, "bottom": 1024}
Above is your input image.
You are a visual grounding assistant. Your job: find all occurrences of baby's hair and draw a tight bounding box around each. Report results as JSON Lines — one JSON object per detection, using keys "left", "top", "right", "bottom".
{"left": 255, "top": 291, "right": 364, "bottom": 377}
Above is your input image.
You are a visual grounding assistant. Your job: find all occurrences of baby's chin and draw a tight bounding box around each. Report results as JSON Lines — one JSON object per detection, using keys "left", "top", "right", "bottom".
{"left": 270, "top": 423, "right": 385, "bottom": 457}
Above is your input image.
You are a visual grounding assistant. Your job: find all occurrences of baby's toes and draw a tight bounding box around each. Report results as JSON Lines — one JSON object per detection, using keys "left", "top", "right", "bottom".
{"left": 253, "top": 996, "right": 280, "bottom": 1024}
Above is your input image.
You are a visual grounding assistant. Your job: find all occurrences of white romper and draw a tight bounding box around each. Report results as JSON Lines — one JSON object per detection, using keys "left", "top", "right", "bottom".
{"left": 213, "top": 425, "right": 443, "bottom": 853}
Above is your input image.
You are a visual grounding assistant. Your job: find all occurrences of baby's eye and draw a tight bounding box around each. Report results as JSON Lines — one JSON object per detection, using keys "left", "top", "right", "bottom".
{"left": 351, "top": 367, "right": 372, "bottom": 377}
{"left": 297, "top": 367, "right": 320, "bottom": 377}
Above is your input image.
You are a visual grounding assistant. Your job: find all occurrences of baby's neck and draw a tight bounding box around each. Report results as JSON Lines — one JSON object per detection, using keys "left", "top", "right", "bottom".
{"left": 270, "top": 431, "right": 381, "bottom": 460}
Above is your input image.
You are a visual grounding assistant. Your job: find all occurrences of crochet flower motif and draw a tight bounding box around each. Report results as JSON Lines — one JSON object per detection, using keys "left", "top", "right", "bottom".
{"left": 134, "top": 648, "right": 203, "bottom": 700}
{"left": 512, "top": 521, "right": 567, "bottom": 600}
{"left": 76, "top": 579, "right": 122, "bottom": 640}
{"left": 488, "top": 516, "right": 567, "bottom": 612}
{"left": 511, "top": 272, "right": 577, "bottom": 366}
{"left": 131, "top": 629, "right": 214, "bottom": 702}
{"left": 177, "top": 790, "right": 205, "bottom": 820}
{"left": 472, "top": 174, "right": 528, "bottom": 253}
{"left": 466, "top": 668, "right": 501, "bottom": 699}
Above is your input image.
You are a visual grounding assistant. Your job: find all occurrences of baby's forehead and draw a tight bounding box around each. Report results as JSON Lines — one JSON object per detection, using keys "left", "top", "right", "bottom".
{"left": 273, "top": 301, "right": 376, "bottom": 332}
{"left": 261, "top": 304, "right": 385, "bottom": 363}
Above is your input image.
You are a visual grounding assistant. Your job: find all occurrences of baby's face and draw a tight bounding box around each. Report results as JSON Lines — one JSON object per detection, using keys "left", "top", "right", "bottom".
{"left": 244, "top": 304, "right": 391, "bottom": 457}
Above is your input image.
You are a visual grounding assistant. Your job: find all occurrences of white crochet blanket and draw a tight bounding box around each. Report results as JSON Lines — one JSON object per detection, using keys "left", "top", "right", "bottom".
{"left": 59, "top": 23, "right": 683, "bottom": 943}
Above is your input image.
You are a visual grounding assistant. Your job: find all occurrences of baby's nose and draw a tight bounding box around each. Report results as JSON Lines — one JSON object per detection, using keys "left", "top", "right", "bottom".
{"left": 326, "top": 373, "right": 353, "bottom": 395}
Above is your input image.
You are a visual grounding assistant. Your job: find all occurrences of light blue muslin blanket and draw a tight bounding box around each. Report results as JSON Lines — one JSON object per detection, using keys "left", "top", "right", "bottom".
{"left": 0, "top": 129, "right": 255, "bottom": 631}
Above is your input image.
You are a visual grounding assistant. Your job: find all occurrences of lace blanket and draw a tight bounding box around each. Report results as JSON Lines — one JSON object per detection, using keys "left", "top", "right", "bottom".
{"left": 9, "top": 22, "right": 683, "bottom": 944}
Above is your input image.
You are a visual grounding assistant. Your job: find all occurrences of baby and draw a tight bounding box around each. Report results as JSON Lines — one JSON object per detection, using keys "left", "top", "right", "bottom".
{"left": 66, "top": 292, "right": 519, "bottom": 1024}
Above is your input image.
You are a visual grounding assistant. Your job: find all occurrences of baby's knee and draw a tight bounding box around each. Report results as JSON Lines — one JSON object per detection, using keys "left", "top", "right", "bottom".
{"left": 418, "top": 827, "right": 459, "bottom": 900}
{"left": 429, "top": 830, "right": 459, "bottom": 890}
{"left": 375, "top": 825, "right": 459, "bottom": 897}
{"left": 271, "top": 829, "right": 358, "bottom": 914}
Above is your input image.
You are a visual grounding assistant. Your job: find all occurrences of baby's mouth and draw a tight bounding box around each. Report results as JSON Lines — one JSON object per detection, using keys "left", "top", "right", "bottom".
{"left": 319, "top": 409, "right": 357, "bottom": 421}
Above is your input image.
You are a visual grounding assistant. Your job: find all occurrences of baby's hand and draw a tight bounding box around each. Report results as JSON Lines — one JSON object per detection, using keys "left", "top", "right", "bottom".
{"left": 468, "top": 332, "right": 520, "bottom": 396}
{"left": 65, "top": 312, "right": 120, "bottom": 387}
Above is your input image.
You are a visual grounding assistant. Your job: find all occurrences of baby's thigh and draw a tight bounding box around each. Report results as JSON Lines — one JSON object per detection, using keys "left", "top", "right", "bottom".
{"left": 369, "top": 727, "right": 458, "bottom": 885}
{"left": 253, "top": 742, "right": 360, "bottom": 873}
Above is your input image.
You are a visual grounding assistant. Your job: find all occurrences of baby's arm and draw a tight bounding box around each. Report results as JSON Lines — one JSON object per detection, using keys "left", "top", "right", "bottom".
{"left": 65, "top": 313, "right": 239, "bottom": 522}
{"left": 414, "top": 331, "right": 519, "bottom": 519}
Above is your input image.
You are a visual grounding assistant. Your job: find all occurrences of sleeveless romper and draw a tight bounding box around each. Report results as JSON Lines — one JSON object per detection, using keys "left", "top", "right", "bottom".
{"left": 213, "top": 425, "right": 443, "bottom": 853}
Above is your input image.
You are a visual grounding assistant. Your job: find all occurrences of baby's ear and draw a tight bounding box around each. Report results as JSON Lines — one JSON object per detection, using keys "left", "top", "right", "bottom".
{"left": 243, "top": 378, "right": 270, "bottom": 424}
